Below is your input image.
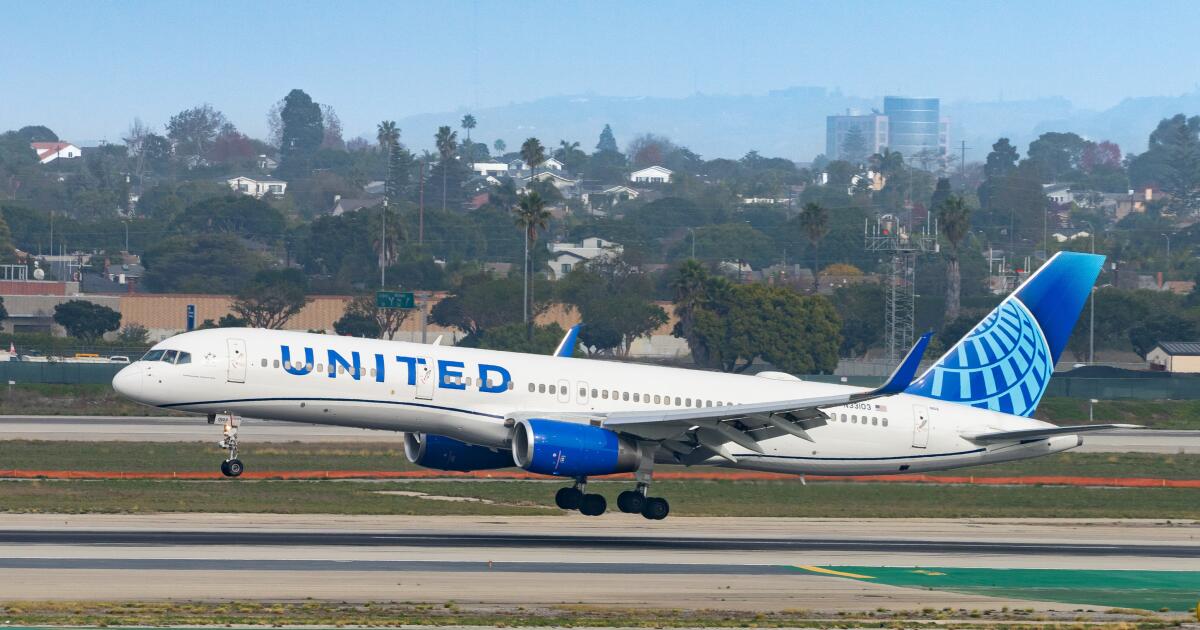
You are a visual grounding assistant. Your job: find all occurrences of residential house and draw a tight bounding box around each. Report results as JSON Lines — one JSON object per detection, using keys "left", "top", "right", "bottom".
{"left": 329, "top": 195, "right": 379, "bottom": 216}
{"left": 629, "top": 165, "right": 673, "bottom": 184}
{"left": 524, "top": 170, "right": 580, "bottom": 197}
{"left": 581, "top": 185, "right": 639, "bottom": 212}
{"left": 1043, "top": 184, "right": 1073, "bottom": 205}
{"left": 548, "top": 237, "right": 623, "bottom": 279}
{"left": 1115, "top": 188, "right": 1156, "bottom": 221}
{"left": 256, "top": 154, "right": 279, "bottom": 171}
{"left": 227, "top": 175, "right": 287, "bottom": 199}
{"left": 538, "top": 157, "right": 565, "bottom": 171}
{"left": 1147, "top": 342, "right": 1200, "bottom": 373}
{"left": 471, "top": 162, "right": 509, "bottom": 178}
{"left": 30, "top": 142, "right": 81, "bottom": 164}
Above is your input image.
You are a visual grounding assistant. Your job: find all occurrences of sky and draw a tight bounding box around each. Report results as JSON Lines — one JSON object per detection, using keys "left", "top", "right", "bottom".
{"left": 4, "top": 0, "right": 1199, "bottom": 145}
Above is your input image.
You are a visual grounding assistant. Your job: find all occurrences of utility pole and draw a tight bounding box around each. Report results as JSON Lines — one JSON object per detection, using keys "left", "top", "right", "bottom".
{"left": 958, "top": 140, "right": 970, "bottom": 180}
{"left": 418, "top": 160, "right": 425, "bottom": 246}
{"left": 380, "top": 199, "right": 388, "bottom": 288}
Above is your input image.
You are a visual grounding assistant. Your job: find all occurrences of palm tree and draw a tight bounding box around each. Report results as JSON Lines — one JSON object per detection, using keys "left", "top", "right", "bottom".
{"left": 869, "top": 148, "right": 904, "bottom": 178}
{"left": 513, "top": 191, "right": 550, "bottom": 339}
{"left": 669, "top": 259, "right": 712, "bottom": 365}
{"left": 377, "top": 121, "right": 400, "bottom": 203}
{"left": 798, "top": 202, "right": 830, "bottom": 292}
{"left": 493, "top": 139, "right": 506, "bottom": 156}
{"left": 937, "top": 195, "right": 972, "bottom": 322}
{"left": 460, "top": 114, "right": 476, "bottom": 143}
{"left": 520, "top": 137, "right": 545, "bottom": 192}
{"left": 434, "top": 125, "right": 458, "bottom": 211}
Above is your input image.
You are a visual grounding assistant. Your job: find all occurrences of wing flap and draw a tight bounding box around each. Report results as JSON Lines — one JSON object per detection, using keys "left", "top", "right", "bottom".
{"left": 963, "top": 423, "right": 1141, "bottom": 444}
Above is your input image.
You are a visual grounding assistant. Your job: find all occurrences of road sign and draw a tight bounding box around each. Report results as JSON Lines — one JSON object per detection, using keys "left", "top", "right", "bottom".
{"left": 186, "top": 304, "right": 196, "bottom": 331}
{"left": 376, "top": 291, "right": 415, "bottom": 309}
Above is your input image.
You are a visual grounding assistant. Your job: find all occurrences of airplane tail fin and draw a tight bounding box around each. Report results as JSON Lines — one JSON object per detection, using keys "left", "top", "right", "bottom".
{"left": 905, "top": 251, "right": 1104, "bottom": 416}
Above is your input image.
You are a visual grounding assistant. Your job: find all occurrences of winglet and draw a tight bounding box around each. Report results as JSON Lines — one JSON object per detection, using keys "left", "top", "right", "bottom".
{"left": 875, "top": 332, "right": 932, "bottom": 395}
{"left": 553, "top": 324, "right": 582, "bottom": 357}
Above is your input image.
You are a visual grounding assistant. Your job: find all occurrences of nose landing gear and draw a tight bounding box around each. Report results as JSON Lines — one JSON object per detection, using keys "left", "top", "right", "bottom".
{"left": 215, "top": 413, "right": 244, "bottom": 477}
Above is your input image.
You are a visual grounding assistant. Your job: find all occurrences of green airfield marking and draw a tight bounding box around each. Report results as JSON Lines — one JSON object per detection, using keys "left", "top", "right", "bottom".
{"left": 789, "top": 565, "right": 1200, "bottom": 612}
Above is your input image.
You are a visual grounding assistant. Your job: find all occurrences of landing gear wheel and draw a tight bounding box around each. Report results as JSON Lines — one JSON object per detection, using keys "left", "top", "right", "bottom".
{"left": 220, "top": 460, "right": 231, "bottom": 477}
{"left": 641, "top": 497, "right": 669, "bottom": 520}
{"left": 579, "top": 493, "right": 607, "bottom": 516}
{"left": 617, "top": 490, "right": 646, "bottom": 514}
{"left": 555, "top": 487, "right": 583, "bottom": 510}
{"left": 225, "top": 458, "right": 244, "bottom": 477}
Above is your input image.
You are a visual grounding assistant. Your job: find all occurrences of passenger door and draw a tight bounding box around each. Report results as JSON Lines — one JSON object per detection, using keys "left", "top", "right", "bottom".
{"left": 415, "top": 357, "right": 435, "bottom": 400}
{"left": 226, "top": 338, "right": 247, "bottom": 383}
{"left": 911, "top": 404, "right": 931, "bottom": 449}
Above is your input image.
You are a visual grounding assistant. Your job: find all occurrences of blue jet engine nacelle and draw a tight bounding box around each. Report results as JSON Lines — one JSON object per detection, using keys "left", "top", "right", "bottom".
{"left": 511, "top": 418, "right": 639, "bottom": 477}
{"left": 403, "top": 433, "right": 513, "bottom": 472}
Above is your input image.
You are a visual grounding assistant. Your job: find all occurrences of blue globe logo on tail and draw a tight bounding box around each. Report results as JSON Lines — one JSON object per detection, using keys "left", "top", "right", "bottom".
{"left": 906, "top": 251, "right": 1105, "bottom": 417}
{"left": 906, "top": 299, "right": 1052, "bottom": 416}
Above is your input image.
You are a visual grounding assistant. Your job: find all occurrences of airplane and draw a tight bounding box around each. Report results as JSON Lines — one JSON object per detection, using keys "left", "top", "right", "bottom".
{"left": 112, "top": 251, "right": 1134, "bottom": 519}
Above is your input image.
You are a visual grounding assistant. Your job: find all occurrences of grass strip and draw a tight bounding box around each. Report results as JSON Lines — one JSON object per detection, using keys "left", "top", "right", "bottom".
{"left": 0, "top": 600, "right": 1178, "bottom": 627}
{"left": 1, "top": 478, "right": 1198, "bottom": 518}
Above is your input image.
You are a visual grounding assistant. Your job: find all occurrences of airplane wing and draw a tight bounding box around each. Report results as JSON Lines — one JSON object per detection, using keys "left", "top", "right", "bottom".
{"left": 553, "top": 324, "right": 582, "bottom": 358}
{"left": 584, "top": 332, "right": 933, "bottom": 461}
{"left": 961, "top": 423, "right": 1141, "bottom": 444}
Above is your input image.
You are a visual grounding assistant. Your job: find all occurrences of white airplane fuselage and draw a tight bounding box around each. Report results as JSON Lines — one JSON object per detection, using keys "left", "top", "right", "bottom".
{"left": 113, "top": 327, "right": 1079, "bottom": 476}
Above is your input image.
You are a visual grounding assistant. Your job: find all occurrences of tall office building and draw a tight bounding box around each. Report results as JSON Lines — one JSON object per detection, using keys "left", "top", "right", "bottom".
{"left": 883, "top": 96, "right": 949, "bottom": 159}
{"left": 825, "top": 110, "right": 888, "bottom": 161}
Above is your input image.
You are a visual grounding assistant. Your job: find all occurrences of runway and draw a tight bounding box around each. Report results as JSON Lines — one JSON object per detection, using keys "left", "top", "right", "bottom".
{"left": 0, "top": 514, "right": 1195, "bottom": 610}
{"left": 2, "top": 416, "right": 1196, "bottom": 453}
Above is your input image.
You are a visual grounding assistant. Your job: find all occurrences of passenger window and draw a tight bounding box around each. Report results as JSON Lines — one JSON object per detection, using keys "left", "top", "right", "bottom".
{"left": 528, "top": 383, "right": 535, "bottom": 393}
{"left": 611, "top": 390, "right": 618, "bottom": 400}
{"left": 674, "top": 397, "right": 681, "bottom": 406}
{"left": 602, "top": 390, "right": 609, "bottom": 399}
{"left": 549, "top": 384, "right": 556, "bottom": 395}
{"left": 538, "top": 384, "right": 546, "bottom": 394}
{"left": 841, "top": 414, "right": 847, "bottom": 422}
{"left": 508, "top": 381, "right": 514, "bottom": 390}
{"left": 872, "top": 417, "right": 878, "bottom": 426}
{"left": 307, "top": 363, "right": 314, "bottom": 372}
{"left": 653, "top": 395, "right": 661, "bottom": 404}
{"left": 273, "top": 360, "right": 280, "bottom": 368}
{"left": 685, "top": 398, "right": 692, "bottom": 406}
{"left": 260, "top": 358, "right": 268, "bottom": 367}
{"left": 372, "top": 368, "right": 378, "bottom": 378}
{"left": 579, "top": 387, "right": 586, "bottom": 397}
{"left": 175, "top": 352, "right": 191, "bottom": 365}
{"left": 591, "top": 388, "right": 598, "bottom": 398}
{"left": 633, "top": 393, "right": 640, "bottom": 402}
{"left": 317, "top": 364, "right": 324, "bottom": 373}
{"left": 882, "top": 419, "right": 889, "bottom": 427}
{"left": 622, "top": 392, "right": 629, "bottom": 401}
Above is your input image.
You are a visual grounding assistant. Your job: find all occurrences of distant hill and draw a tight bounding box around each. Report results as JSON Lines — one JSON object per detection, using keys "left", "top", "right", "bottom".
{"left": 377, "top": 87, "right": 1200, "bottom": 162}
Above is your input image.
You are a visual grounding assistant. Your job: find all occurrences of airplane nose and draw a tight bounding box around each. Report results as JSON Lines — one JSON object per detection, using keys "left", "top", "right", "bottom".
{"left": 112, "top": 365, "right": 141, "bottom": 399}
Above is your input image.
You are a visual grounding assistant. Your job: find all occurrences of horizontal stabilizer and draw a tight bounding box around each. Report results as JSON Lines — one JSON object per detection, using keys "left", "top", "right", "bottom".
{"left": 963, "top": 424, "right": 1141, "bottom": 444}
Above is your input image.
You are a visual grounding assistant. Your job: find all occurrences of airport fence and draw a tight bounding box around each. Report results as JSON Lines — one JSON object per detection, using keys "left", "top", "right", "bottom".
{"left": 0, "top": 361, "right": 126, "bottom": 385}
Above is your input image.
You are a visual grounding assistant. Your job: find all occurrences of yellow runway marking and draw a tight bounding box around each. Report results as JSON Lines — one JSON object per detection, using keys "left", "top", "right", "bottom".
{"left": 793, "top": 565, "right": 875, "bottom": 579}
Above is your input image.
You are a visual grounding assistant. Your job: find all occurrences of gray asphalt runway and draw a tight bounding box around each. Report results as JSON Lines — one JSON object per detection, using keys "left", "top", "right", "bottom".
{"left": 0, "top": 514, "right": 1194, "bottom": 609}
{"left": 2, "top": 416, "right": 1196, "bottom": 452}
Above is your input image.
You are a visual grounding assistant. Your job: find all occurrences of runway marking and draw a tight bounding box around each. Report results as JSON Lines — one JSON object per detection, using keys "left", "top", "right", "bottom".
{"left": 792, "top": 565, "right": 875, "bottom": 579}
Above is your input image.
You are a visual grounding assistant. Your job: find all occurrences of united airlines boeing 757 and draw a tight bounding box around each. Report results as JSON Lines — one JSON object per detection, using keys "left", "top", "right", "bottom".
{"left": 112, "top": 251, "right": 1133, "bottom": 519}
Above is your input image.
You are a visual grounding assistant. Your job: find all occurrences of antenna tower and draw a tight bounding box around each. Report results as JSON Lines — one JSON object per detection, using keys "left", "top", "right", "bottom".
{"left": 865, "top": 215, "right": 939, "bottom": 363}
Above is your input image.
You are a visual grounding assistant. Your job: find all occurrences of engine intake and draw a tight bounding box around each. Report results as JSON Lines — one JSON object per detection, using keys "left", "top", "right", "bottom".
{"left": 511, "top": 418, "right": 638, "bottom": 477}
{"left": 404, "top": 433, "right": 513, "bottom": 472}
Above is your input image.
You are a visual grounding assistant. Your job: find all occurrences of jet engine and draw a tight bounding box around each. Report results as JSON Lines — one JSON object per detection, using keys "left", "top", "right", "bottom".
{"left": 403, "top": 433, "right": 513, "bottom": 472}
{"left": 510, "top": 418, "right": 639, "bottom": 477}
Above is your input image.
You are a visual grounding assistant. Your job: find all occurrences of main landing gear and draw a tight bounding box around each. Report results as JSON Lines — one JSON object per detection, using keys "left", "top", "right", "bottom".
{"left": 552, "top": 444, "right": 671, "bottom": 519}
{"left": 213, "top": 413, "right": 244, "bottom": 478}
{"left": 554, "top": 478, "right": 607, "bottom": 516}
{"left": 616, "top": 483, "right": 669, "bottom": 520}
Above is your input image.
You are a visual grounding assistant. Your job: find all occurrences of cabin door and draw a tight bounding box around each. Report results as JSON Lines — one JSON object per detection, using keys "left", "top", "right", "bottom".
{"left": 415, "top": 358, "right": 435, "bottom": 400}
{"left": 226, "top": 338, "right": 247, "bottom": 383}
{"left": 911, "top": 404, "right": 931, "bottom": 449}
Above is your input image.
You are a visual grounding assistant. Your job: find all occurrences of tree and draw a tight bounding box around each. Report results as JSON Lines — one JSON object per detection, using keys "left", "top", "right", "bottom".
{"left": 596, "top": 124, "right": 619, "bottom": 153}
{"left": 170, "top": 194, "right": 286, "bottom": 245}
{"left": 0, "top": 296, "right": 7, "bottom": 330}
{"left": 937, "top": 195, "right": 972, "bottom": 322}
{"left": 53, "top": 300, "right": 121, "bottom": 341}
{"left": 870, "top": 148, "right": 905, "bottom": 178}
{"left": 17, "top": 125, "right": 57, "bottom": 143}
{"left": 1027, "top": 132, "right": 1090, "bottom": 183}
{"left": 0, "top": 212, "right": 15, "bottom": 263}
{"left": 559, "top": 261, "right": 667, "bottom": 356}
{"left": 277, "top": 89, "right": 324, "bottom": 179}
{"left": 320, "top": 104, "right": 344, "bottom": 150}
{"left": 462, "top": 322, "right": 566, "bottom": 354}
{"left": 798, "top": 202, "right": 830, "bottom": 292}
{"left": 513, "top": 191, "right": 550, "bottom": 339}
{"left": 435, "top": 125, "right": 459, "bottom": 211}
{"left": 983, "top": 138, "right": 1019, "bottom": 180}
{"left": 1129, "top": 114, "right": 1200, "bottom": 215}
{"left": 333, "top": 294, "right": 411, "bottom": 339}
{"left": 555, "top": 140, "right": 587, "bottom": 173}
{"left": 431, "top": 272, "right": 536, "bottom": 337}
{"left": 831, "top": 283, "right": 884, "bottom": 356}
{"left": 332, "top": 309, "right": 379, "bottom": 338}
{"left": 230, "top": 269, "right": 310, "bottom": 329}
{"left": 929, "top": 177, "right": 952, "bottom": 212}
{"left": 461, "top": 114, "right": 477, "bottom": 143}
{"left": 166, "top": 104, "right": 228, "bottom": 165}
{"left": 142, "top": 233, "right": 269, "bottom": 293}
{"left": 840, "top": 125, "right": 869, "bottom": 164}
{"left": 116, "top": 324, "right": 150, "bottom": 345}
{"left": 520, "top": 136, "right": 545, "bottom": 181}
{"left": 377, "top": 121, "right": 401, "bottom": 203}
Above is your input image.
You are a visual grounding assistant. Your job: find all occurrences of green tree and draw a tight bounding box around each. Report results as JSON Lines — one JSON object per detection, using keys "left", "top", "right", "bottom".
{"left": 520, "top": 136, "right": 546, "bottom": 182}
{"left": 0, "top": 212, "right": 16, "bottom": 263}
{"left": 230, "top": 269, "right": 311, "bottom": 329}
{"left": 1027, "top": 132, "right": 1090, "bottom": 183}
{"left": 559, "top": 261, "right": 667, "bottom": 357}
{"left": 434, "top": 125, "right": 459, "bottom": 211}
{"left": 798, "top": 202, "right": 830, "bottom": 292}
{"left": 513, "top": 191, "right": 550, "bottom": 339}
{"left": 460, "top": 114, "right": 476, "bottom": 143}
{"left": 869, "top": 148, "right": 905, "bottom": 178}
{"left": 278, "top": 89, "right": 324, "bottom": 179}
{"left": 1129, "top": 114, "right": 1200, "bottom": 215}
{"left": 596, "top": 124, "right": 618, "bottom": 153}
{"left": 830, "top": 283, "right": 884, "bottom": 356}
{"left": 53, "top": 300, "right": 121, "bottom": 341}
{"left": 333, "top": 309, "right": 380, "bottom": 338}
{"left": 493, "top": 139, "right": 507, "bottom": 155}
{"left": 142, "top": 233, "right": 269, "bottom": 293}
{"left": 840, "top": 125, "right": 869, "bottom": 164}
{"left": 335, "top": 294, "right": 412, "bottom": 340}
{"left": 462, "top": 322, "right": 566, "bottom": 354}
{"left": 0, "top": 296, "right": 8, "bottom": 330}
{"left": 116, "top": 324, "right": 150, "bottom": 345}
{"left": 936, "top": 195, "right": 972, "bottom": 322}
{"left": 166, "top": 104, "right": 227, "bottom": 165}
{"left": 431, "top": 272, "right": 538, "bottom": 337}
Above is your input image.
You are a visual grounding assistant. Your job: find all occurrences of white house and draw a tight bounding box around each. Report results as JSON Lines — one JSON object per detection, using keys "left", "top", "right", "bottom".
{"left": 1043, "top": 184, "right": 1072, "bottom": 205}
{"left": 524, "top": 170, "right": 580, "bottom": 196}
{"left": 30, "top": 142, "right": 81, "bottom": 164}
{"left": 548, "top": 237, "right": 623, "bottom": 279}
{"left": 629, "top": 165, "right": 673, "bottom": 184}
{"left": 582, "top": 185, "right": 640, "bottom": 212}
{"left": 227, "top": 175, "right": 287, "bottom": 199}
{"left": 538, "top": 157, "right": 565, "bottom": 171}
{"left": 472, "top": 162, "right": 509, "bottom": 177}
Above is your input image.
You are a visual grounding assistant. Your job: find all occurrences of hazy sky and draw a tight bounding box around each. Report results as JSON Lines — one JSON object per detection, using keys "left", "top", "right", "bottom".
{"left": 4, "top": 0, "right": 1199, "bottom": 142}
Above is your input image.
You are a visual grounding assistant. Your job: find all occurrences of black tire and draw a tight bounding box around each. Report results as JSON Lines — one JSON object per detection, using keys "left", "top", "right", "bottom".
{"left": 226, "top": 458, "right": 244, "bottom": 477}
{"left": 580, "top": 493, "right": 607, "bottom": 516}
{"left": 555, "top": 487, "right": 583, "bottom": 510}
{"left": 641, "top": 497, "right": 669, "bottom": 520}
{"left": 617, "top": 490, "right": 646, "bottom": 514}
{"left": 220, "top": 460, "right": 231, "bottom": 477}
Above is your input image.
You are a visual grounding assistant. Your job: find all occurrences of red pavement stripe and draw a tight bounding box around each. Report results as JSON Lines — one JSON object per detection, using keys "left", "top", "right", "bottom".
{"left": 2, "top": 469, "right": 1199, "bottom": 487}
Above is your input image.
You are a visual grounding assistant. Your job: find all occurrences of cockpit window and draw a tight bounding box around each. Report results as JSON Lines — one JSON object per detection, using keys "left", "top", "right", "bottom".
{"left": 141, "top": 349, "right": 165, "bottom": 362}
{"left": 162, "top": 350, "right": 178, "bottom": 363}
{"left": 175, "top": 352, "right": 191, "bottom": 365}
